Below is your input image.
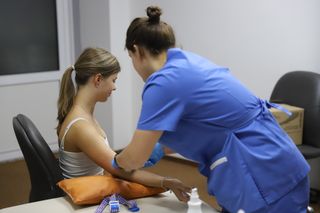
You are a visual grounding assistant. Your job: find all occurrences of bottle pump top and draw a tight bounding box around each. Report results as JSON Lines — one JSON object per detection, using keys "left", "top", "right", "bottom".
{"left": 187, "top": 188, "right": 203, "bottom": 213}
{"left": 189, "top": 188, "right": 202, "bottom": 205}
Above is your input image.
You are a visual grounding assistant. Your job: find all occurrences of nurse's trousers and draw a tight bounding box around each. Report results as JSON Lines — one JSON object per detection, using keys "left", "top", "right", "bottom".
{"left": 221, "top": 176, "right": 310, "bottom": 213}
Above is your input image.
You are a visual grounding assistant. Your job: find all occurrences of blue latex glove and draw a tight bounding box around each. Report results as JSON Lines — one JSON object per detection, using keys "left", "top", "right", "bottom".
{"left": 143, "top": 143, "right": 165, "bottom": 168}
{"left": 111, "top": 157, "right": 120, "bottom": 169}
{"left": 111, "top": 143, "right": 164, "bottom": 169}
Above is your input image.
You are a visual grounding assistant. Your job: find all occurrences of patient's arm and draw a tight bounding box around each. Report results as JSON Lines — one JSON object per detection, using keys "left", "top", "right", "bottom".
{"left": 66, "top": 121, "right": 191, "bottom": 202}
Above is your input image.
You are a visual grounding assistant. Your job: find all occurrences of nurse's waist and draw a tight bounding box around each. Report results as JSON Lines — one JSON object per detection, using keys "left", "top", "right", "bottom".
{"left": 227, "top": 99, "right": 291, "bottom": 130}
{"left": 197, "top": 108, "right": 261, "bottom": 132}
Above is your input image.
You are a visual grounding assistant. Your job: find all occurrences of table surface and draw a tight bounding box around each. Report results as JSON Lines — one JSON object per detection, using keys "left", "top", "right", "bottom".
{"left": 0, "top": 191, "right": 218, "bottom": 213}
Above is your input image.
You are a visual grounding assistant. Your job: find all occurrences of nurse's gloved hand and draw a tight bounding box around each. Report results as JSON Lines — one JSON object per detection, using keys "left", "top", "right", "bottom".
{"left": 112, "top": 154, "right": 121, "bottom": 169}
{"left": 143, "top": 143, "right": 164, "bottom": 168}
{"left": 111, "top": 158, "right": 119, "bottom": 169}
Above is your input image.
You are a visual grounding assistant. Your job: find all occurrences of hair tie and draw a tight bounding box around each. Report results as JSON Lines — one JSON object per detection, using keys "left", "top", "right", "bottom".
{"left": 71, "top": 67, "right": 77, "bottom": 93}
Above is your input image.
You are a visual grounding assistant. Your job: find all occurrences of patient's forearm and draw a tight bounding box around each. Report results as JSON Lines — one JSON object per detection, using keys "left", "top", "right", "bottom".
{"left": 112, "top": 168, "right": 165, "bottom": 188}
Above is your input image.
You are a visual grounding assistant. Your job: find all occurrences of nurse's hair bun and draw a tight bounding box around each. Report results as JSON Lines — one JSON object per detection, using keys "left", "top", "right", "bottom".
{"left": 146, "top": 6, "right": 162, "bottom": 24}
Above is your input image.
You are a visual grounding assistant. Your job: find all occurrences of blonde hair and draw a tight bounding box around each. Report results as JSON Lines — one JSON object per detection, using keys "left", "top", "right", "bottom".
{"left": 56, "top": 47, "right": 120, "bottom": 134}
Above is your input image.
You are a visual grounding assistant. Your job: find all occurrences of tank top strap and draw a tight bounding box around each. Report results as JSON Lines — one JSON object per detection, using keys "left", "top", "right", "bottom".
{"left": 60, "top": 117, "right": 87, "bottom": 149}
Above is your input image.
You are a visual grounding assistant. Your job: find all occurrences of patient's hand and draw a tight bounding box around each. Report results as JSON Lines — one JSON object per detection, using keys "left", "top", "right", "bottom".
{"left": 162, "top": 178, "right": 191, "bottom": 202}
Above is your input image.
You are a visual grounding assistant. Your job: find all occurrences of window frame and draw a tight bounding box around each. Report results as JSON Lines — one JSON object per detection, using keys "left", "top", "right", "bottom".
{"left": 0, "top": 0, "right": 74, "bottom": 86}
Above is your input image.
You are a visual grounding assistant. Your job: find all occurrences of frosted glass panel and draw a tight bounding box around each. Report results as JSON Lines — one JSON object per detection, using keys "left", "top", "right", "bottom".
{"left": 0, "top": 0, "right": 59, "bottom": 75}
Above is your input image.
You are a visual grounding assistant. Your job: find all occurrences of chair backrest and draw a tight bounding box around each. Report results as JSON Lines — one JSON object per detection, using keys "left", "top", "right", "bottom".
{"left": 12, "top": 114, "right": 64, "bottom": 202}
{"left": 270, "top": 71, "right": 320, "bottom": 148}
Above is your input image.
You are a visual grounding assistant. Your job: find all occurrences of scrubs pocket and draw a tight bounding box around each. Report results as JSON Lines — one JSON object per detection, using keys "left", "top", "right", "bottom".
{"left": 207, "top": 135, "right": 267, "bottom": 213}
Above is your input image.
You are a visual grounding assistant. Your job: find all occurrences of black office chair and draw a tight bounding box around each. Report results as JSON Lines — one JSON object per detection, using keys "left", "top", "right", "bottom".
{"left": 12, "top": 114, "right": 64, "bottom": 202}
{"left": 270, "top": 71, "right": 320, "bottom": 159}
{"left": 270, "top": 71, "right": 320, "bottom": 204}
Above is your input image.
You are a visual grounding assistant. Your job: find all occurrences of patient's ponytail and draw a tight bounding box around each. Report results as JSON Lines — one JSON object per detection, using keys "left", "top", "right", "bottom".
{"left": 56, "top": 66, "right": 76, "bottom": 135}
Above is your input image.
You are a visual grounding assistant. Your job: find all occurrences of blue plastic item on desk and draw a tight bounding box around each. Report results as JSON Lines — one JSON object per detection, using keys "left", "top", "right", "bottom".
{"left": 95, "top": 193, "right": 139, "bottom": 213}
{"left": 109, "top": 194, "right": 120, "bottom": 213}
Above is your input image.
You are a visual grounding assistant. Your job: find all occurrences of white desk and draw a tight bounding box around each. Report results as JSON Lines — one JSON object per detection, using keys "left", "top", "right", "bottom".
{"left": 0, "top": 192, "right": 218, "bottom": 213}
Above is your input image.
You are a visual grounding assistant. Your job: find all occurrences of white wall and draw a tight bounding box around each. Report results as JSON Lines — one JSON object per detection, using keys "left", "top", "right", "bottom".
{"left": 131, "top": 0, "right": 320, "bottom": 99}
{"left": 0, "top": 81, "right": 60, "bottom": 161}
{"left": 108, "top": 1, "right": 137, "bottom": 149}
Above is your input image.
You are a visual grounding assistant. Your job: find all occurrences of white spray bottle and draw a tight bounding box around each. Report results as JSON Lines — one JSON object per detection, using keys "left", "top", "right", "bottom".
{"left": 187, "top": 188, "right": 203, "bottom": 213}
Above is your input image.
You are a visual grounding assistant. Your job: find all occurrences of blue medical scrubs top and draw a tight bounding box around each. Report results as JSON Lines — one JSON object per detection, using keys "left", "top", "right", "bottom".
{"left": 137, "top": 48, "right": 310, "bottom": 212}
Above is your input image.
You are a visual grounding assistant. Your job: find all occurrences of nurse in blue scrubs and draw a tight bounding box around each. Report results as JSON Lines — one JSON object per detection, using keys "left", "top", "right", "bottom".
{"left": 113, "top": 6, "right": 310, "bottom": 213}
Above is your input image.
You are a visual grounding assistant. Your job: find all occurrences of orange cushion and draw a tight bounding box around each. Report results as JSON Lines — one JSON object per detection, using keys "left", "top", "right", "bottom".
{"left": 57, "top": 175, "right": 166, "bottom": 205}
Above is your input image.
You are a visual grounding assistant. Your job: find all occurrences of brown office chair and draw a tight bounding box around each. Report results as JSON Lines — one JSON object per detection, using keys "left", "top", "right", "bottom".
{"left": 12, "top": 114, "right": 64, "bottom": 202}
{"left": 270, "top": 71, "right": 320, "bottom": 206}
